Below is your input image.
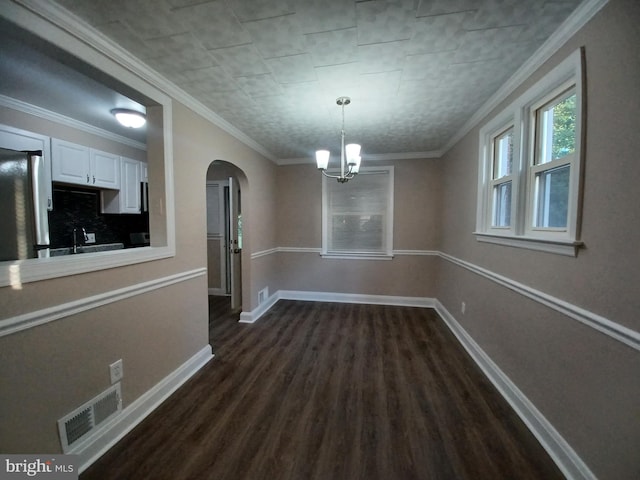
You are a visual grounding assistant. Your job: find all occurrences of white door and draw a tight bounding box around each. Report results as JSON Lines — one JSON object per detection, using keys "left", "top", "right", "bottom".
{"left": 228, "top": 177, "right": 242, "bottom": 310}
{"left": 206, "top": 181, "right": 227, "bottom": 295}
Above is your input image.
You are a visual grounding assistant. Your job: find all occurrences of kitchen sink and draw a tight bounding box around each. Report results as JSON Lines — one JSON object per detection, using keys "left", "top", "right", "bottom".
{"left": 50, "top": 242, "right": 125, "bottom": 256}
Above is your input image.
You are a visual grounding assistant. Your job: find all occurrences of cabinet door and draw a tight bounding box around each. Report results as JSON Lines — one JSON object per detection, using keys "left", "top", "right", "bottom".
{"left": 120, "top": 157, "right": 141, "bottom": 213}
{"left": 101, "top": 157, "right": 140, "bottom": 214}
{"left": 90, "top": 149, "right": 120, "bottom": 189}
{"left": 51, "top": 138, "right": 90, "bottom": 185}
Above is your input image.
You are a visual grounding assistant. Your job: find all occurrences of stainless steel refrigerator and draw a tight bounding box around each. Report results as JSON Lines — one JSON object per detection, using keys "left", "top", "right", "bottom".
{"left": 0, "top": 148, "right": 50, "bottom": 260}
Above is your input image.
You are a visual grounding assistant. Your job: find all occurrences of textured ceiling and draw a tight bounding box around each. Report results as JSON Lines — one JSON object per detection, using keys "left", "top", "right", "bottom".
{"left": 53, "top": 0, "right": 581, "bottom": 160}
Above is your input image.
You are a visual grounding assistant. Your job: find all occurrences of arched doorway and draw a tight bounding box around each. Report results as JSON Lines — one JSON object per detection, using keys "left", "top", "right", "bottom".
{"left": 206, "top": 160, "right": 246, "bottom": 325}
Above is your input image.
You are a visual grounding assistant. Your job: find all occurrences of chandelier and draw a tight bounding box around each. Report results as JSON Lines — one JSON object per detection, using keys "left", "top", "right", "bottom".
{"left": 316, "top": 96, "right": 362, "bottom": 183}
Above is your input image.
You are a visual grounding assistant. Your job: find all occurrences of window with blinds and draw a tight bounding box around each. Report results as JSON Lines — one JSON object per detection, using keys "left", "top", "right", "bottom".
{"left": 321, "top": 167, "right": 394, "bottom": 258}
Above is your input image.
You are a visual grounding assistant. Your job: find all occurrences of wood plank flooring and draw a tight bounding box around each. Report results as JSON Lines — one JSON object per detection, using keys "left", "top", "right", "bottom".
{"left": 81, "top": 299, "right": 564, "bottom": 480}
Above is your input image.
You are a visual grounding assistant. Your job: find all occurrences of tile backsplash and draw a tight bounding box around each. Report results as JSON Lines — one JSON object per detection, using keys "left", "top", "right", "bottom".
{"left": 49, "top": 186, "right": 149, "bottom": 248}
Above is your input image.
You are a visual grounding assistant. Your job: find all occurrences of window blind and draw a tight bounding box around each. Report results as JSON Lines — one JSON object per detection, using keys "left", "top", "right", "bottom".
{"left": 324, "top": 169, "right": 392, "bottom": 255}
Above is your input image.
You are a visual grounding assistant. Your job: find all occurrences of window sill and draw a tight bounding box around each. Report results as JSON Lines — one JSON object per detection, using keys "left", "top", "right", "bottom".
{"left": 0, "top": 245, "right": 174, "bottom": 287}
{"left": 474, "top": 232, "right": 583, "bottom": 257}
{"left": 320, "top": 252, "right": 394, "bottom": 261}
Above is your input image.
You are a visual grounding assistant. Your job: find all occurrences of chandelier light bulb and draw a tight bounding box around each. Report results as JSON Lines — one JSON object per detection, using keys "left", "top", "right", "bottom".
{"left": 346, "top": 143, "right": 361, "bottom": 165}
{"left": 316, "top": 150, "right": 330, "bottom": 170}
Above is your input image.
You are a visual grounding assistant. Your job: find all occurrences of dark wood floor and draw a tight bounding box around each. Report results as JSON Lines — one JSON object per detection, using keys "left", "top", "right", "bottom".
{"left": 81, "top": 299, "right": 564, "bottom": 480}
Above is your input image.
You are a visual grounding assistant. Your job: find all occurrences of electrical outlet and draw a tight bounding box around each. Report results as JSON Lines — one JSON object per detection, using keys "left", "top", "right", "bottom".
{"left": 85, "top": 233, "right": 96, "bottom": 244}
{"left": 109, "top": 359, "right": 123, "bottom": 384}
{"left": 461, "top": 302, "right": 466, "bottom": 314}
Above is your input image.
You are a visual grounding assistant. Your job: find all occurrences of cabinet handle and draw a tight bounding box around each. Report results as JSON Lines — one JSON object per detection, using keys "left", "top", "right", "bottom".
{"left": 86, "top": 174, "right": 90, "bottom": 183}
{"left": 93, "top": 175, "right": 96, "bottom": 184}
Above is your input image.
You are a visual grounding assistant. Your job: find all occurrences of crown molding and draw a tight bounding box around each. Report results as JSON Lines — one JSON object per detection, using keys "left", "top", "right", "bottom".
{"left": 441, "top": 0, "right": 609, "bottom": 155}
{"left": 10, "top": 0, "right": 277, "bottom": 163}
{"left": 7, "top": 0, "right": 608, "bottom": 166}
{"left": 0, "top": 94, "right": 147, "bottom": 151}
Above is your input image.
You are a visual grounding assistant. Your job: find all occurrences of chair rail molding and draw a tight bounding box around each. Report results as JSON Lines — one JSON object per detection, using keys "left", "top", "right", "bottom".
{"left": 439, "top": 252, "right": 640, "bottom": 352}
{"left": 0, "top": 268, "right": 206, "bottom": 337}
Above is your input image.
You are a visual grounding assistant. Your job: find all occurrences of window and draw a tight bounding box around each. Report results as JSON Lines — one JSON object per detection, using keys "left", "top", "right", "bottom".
{"left": 322, "top": 167, "right": 394, "bottom": 259}
{"left": 491, "top": 125, "right": 514, "bottom": 229}
{"left": 476, "top": 49, "right": 584, "bottom": 256}
{"left": 529, "top": 89, "right": 576, "bottom": 231}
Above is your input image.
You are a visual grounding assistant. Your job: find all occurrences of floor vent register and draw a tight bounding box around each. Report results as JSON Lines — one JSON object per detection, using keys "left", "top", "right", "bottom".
{"left": 57, "top": 383, "right": 122, "bottom": 453}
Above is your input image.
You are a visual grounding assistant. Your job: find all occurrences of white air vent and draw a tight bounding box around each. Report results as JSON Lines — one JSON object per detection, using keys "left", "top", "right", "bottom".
{"left": 57, "top": 383, "right": 122, "bottom": 452}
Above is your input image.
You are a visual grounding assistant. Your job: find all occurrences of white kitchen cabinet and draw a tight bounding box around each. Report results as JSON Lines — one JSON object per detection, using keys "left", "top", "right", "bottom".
{"left": 90, "top": 149, "right": 120, "bottom": 189}
{"left": 102, "top": 157, "right": 141, "bottom": 214}
{"left": 52, "top": 138, "right": 120, "bottom": 189}
{"left": 0, "top": 124, "right": 53, "bottom": 210}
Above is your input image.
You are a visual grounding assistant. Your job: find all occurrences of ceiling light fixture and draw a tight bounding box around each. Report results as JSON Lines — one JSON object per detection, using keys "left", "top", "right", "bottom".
{"left": 111, "top": 108, "right": 146, "bottom": 129}
{"left": 316, "top": 96, "right": 362, "bottom": 183}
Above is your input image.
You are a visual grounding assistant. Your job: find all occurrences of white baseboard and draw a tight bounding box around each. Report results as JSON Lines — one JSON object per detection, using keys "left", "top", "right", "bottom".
{"left": 239, "top": 290, "right": 435, "bottom": 323}
{"left": 239, "top": 291, "right": 279, "bottom": 323}
{"left": 434, "top": 300, "right": 596, "bottom": 480}
{"left": 76, "top": 345, "right": 214, "bottom": 473}
{"left": 278, "top": 290, "right": 435, "bottom": 308}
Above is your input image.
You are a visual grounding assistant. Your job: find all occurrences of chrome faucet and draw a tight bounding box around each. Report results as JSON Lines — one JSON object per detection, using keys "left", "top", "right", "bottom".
{"left": 72, "top": 227, "right": 87, "bottom": 254}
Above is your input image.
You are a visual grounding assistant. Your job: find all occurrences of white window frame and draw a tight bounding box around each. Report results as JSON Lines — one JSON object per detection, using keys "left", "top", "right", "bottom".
{"left": 490, "top": 126, "right": 516, "bottom": 231}
{"left": 321, "top": 166, "right": 394, "bottom": 260}
{"left": 478, "top": 117, "right": 520, "bottom": 237}
{"left": 526, "top": 84, "right": 580, "bottom": 238}
{"left": 476, "top": 48, "right": 584, "bottom": 256}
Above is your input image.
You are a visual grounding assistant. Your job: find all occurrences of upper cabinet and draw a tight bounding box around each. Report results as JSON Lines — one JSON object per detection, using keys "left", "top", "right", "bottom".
{"left": 102, "top": 157, "right": 142, "bottom": 214}
{"left": 51, "top": 138, "right": 120, "bottom": 189}
{"left": 90, "top": 149, "right": 121, "bottom": 189}
{"left": 4, "top": 127, "right": 145, "bottom": 215}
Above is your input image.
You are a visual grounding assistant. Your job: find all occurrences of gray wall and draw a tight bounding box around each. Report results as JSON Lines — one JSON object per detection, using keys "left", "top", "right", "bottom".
{"left": 436, "top": 1, "right": 640, "bottom": 478}
{"left": 274, "top": 159, "right": 441, "bottom": 298}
